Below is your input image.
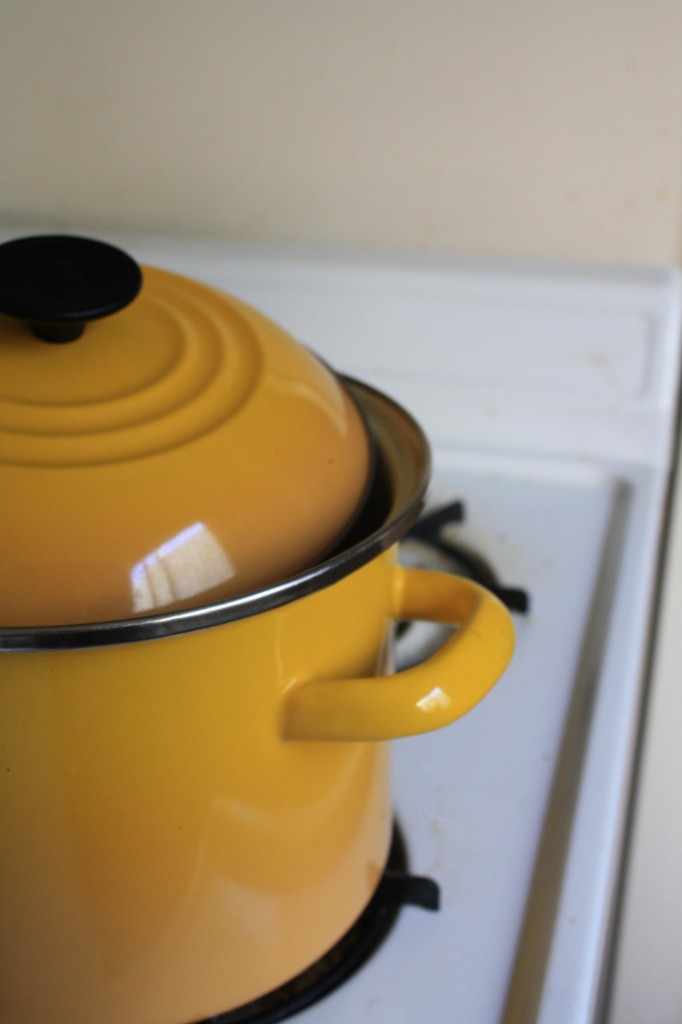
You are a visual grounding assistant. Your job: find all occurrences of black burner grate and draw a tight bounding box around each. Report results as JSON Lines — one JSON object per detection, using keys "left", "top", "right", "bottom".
{"left": 201, "top": 826, "right": 438, "bottom": 1024}
{"left": 406, "top": 501, "right": 530, "bottom": 614}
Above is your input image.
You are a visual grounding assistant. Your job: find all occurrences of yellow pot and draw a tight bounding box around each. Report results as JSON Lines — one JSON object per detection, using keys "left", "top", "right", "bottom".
{"left": 0, "top": 381, "right": 514, "bottom": 1024}
{"left": 0, "top": 237, "right": 515, "bottom": 1024}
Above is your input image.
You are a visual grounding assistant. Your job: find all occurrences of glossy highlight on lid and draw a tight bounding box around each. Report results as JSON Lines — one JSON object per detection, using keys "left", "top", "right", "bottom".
{"left": 131, "top": 522, "right": 236, "bottom": 613}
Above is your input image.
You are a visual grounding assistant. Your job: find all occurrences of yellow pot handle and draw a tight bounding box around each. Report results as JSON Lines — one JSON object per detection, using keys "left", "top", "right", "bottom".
{"left": 281, "top": 566, "right": 515, "bottom": 741}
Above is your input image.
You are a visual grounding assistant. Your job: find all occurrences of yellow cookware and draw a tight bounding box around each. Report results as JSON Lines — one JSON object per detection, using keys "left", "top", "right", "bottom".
{"left": 0, "top": 238, "right": 515, "bottom": 1024}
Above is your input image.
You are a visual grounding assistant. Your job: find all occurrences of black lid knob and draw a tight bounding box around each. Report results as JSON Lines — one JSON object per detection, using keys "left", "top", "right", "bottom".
{"left": 0, "top": 234, "right": 143, "bottom": 342}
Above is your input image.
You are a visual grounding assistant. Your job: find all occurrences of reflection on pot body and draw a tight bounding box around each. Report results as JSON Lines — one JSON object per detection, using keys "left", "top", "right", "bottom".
{"left": 131, "top": 522, "right": 236, "bottom": 613}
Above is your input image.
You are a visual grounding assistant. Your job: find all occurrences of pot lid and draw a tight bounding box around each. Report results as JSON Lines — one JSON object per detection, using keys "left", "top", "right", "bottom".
{"left": 0, "top": 234, "right": 371, "bottom": 627}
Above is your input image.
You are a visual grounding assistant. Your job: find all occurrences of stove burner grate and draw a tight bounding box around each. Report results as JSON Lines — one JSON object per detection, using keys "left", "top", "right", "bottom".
{"left": 201, "top": 825, "right": 438, "bottom": 1024}
{"left": 406, "top": 501, "right": 530, "bottom": 614}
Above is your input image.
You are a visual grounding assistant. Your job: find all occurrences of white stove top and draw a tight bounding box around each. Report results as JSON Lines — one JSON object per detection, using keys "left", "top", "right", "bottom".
{"left": 3, "top": 229, "right": 680, "bottom": 1023}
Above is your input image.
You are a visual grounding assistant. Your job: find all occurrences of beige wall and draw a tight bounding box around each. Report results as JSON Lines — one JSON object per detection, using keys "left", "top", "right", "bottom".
{"left": 2, "top": 0, "right": 682, "bottom": 265}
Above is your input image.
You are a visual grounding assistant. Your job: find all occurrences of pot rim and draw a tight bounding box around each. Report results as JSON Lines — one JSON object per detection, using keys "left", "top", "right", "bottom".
{"left": 0, "top": 379, "right": 430, "bottom": 651}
